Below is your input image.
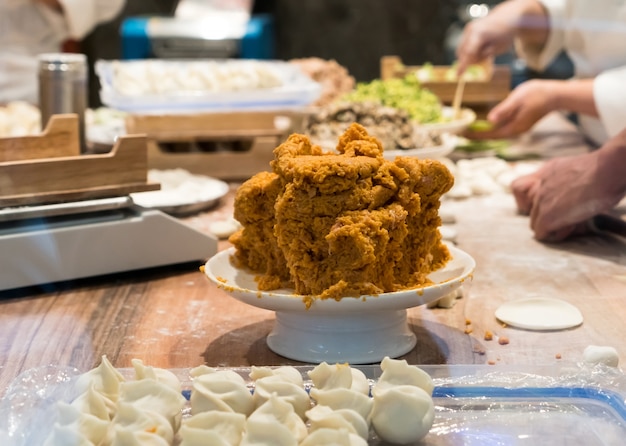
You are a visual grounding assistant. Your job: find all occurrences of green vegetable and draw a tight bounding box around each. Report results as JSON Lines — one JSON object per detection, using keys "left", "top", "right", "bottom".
{"left": 468, "top": 119, "right": 495, "bottom": 132}
{"left": 455, "top": 139, "right": 512, "bottom": 159}
{"left": 342, "top": 75, "right": 443, "bottom": 124}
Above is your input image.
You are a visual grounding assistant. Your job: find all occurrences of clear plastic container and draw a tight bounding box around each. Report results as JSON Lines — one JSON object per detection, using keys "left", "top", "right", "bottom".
{"left": 95, "top": 59, "right": 322, "bottom": 113}
{"left": 2, "top": 363, "right": 625, "bottom": 445}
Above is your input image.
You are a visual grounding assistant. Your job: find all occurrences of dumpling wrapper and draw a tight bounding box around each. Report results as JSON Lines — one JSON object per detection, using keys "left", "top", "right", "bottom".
{"left": 495, "top": 297, "right": 583, "bottom": 331}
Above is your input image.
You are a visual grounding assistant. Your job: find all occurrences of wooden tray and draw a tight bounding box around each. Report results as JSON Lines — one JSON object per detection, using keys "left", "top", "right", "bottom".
{"left": 380, "top": 55, "right": 511, "bottom": 108}
{"left": 0, "top": 114, "right": 158, "bottom": 207}
{"left": 125, "top": 110, "right": 307, "bottom": 181}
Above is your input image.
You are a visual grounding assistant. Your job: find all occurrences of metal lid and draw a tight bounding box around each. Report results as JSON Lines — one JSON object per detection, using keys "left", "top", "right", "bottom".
{"left": 38, "top": 52, "right": 87, "bottom": 73}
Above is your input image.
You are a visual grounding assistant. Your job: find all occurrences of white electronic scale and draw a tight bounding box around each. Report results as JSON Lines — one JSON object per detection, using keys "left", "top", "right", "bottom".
{"left": 0, "top": 196, "right": 217, "bottom": 292}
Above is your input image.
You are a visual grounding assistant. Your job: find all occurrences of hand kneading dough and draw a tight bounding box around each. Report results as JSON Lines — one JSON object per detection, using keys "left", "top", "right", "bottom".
{"left": 370, "top": 385, "right": 435, "bottom": 444}
{"left": 583, "top": 345, "right": 620, "bottom": 367}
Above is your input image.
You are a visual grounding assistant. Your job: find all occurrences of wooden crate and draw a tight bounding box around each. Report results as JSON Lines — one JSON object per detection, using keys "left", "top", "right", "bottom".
{"left": 0, "top": 114, "right": 157, "bottom": 207}
{"left": 381, "top": 56, "right": 511, "bottom": 114}
{"left": 125, "top": 110, "right": 308, "bottom": 181}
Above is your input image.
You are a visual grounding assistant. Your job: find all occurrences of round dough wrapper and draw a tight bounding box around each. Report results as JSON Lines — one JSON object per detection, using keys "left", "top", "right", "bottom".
{"left": 495, "top": 297, "right": 583, "bottom": 331}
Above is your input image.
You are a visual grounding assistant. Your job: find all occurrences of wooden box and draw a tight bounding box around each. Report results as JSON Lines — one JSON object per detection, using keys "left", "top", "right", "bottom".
{"left": 380, "top": 56, "right": 511, "bottom": 115}
{"left": 125, "top": 110, "right": 308, "bottom": 181}
{"left": 0, "top": 114, "right": 156, "bottom": 207}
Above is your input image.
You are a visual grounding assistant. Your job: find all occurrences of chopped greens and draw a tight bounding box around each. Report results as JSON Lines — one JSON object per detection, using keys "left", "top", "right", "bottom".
{"left": 342, "top": 75, "right": 443, "bottom": 124}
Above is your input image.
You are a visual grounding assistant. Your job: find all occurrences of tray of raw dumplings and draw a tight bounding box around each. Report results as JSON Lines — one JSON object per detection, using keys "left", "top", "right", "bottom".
{"left": 96, "top": 59, "right": 322, "bottom": 113}
{"left": 2, "top": 358, "right": 626, "bottom": 445}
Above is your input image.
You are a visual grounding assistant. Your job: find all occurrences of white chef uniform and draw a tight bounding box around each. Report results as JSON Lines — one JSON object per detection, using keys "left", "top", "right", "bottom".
{"left": 0, "top": 0, "right": 125, "bottom": 105}
{"left": 515, "top": 0, "right": 626, "bottom": 145}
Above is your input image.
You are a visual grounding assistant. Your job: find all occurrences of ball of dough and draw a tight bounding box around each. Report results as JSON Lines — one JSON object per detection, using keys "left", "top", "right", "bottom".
{"left": 583, "top": 345, "right": 619, "bottom": 367}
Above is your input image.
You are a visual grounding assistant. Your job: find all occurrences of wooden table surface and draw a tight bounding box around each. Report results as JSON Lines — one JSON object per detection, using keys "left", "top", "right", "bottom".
{"left": 2, "top": 113, "right": 626, "bottom": 397}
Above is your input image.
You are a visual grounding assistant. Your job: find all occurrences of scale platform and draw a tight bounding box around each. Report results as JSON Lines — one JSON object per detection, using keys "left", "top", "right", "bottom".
{"left": 0, "top": 196, "right": 217, "bottom": 292}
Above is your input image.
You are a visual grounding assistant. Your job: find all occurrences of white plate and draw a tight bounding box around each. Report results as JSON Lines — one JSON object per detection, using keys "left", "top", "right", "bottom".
{"left": 131, "top": 169, "right": 230, "bottom": 216}
{"left": 495, "top": 297, "right": 583, "bottom": 331}
{"left": 204, "top": 245, "right": 475, "bottom": 363}
{"left": 418, "top": 106, "right": 476, "bottom": 135}
{"left": 383, "top": 133, "right": 459, "bottom": 160}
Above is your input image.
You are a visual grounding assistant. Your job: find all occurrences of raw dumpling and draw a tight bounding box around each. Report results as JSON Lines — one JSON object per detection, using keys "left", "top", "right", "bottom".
{"left": 376, "top": 356, "right": 434, "bottom": 395}
{"left": 309, "top": 388, "right": 373, "bottom": 421}
{"left": 118, "top": 379, "right": 186, "bottom": 431}
{"left": 253, "top": 375, "right": 311, "bottom": 419}
{"left": 132, "top": 358, "right": 182, "bottom": 393}
{"left": 241, "top": 393, "right": 307, "bottom": 445}
{"left": 305, "top": 404, "right": 369, "bottom": 439}
{"left": 110, "top": 402, "right": 174, "bottom": 444}
{"left": 307, "top": 362, "right": 369, "bottom": 395}
{"left": 179, "top": 426, "right": 232, "bottom": 446}
{"left": 308, "top": 362, "right": 352, "bottom": 390}
{"left": 348, "top": 368, "right": 370, "bottom": 396}
{"left": 180, "top": 411, "right": 246, "bottom": 446}
{"left": 75, "top": 355, "right": 125, "bottom": 402}
{"left": 300, "top": 427, "right": 368, "bottom": 446}
{"left": 50, "top": 402, "right": 109, "bottom": 445}
{"left": 249, "top": 365, "right": 303, "bottom": 386}
{"left": 71, "top": 385, "right": 116, "bottom": 421}
{"left": 109, "top": 426, "right": 171, "bottom": 446}
{"left": 189, "top": 364, "right": 219, "bottom": 378}
{"left": 190, "top": 369, "right": 255, "bottom": 416}
{"left": 43, "top": 424, "right": 96, "bottom": 446}
{"left": 370, "top": 385, "right": 434, "bottom": 444}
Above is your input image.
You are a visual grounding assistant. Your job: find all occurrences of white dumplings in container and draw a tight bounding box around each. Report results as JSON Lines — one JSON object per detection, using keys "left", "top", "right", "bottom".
{"left": 241, "top": 393, "right": 308, "bottom": 445}
{"left": 370, "top": 385, "right": 435, "bottom": 444}
{"left": 42, "top": 356, "right": 438, "bottom": 445}
{"left": 307, "top": 361, "right": 370, "bottom": 395}
{"left": 179, "top": 411, "right": 246, "bottom": 446}
{"left": 189, "top": 368, "right": 255, "bottom": 416}
{"left": 75, "top": 355, "right": 125, "bottom": 402}
{"left": 300, "top": 427, "right": 368, "bottom": 446}
{"left": 305, "top": 404, "right": 369, "bottom": 440}
{"left": 370, "top": 357, "right": 436, "bottom": 444}
{"left": 251, "top": 374, "right": 311, "bottom": 420}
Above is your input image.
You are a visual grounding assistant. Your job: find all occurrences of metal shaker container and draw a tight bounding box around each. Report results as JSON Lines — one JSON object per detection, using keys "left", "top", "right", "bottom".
{"left": 38, "top": 53, "right": 88, "bottom": 152}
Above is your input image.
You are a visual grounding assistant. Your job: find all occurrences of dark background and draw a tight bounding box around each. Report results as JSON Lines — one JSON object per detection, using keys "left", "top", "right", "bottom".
{"left": 81, "top": 0, "right": 460, "bottom": 107}
{"left": 81, "top": 0, "right": 573, "bottom": 107}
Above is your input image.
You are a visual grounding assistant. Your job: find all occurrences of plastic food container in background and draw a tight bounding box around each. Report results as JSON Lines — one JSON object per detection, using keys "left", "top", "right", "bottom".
{"left": 95, "top": 59, "right": 322, "bottom": 114}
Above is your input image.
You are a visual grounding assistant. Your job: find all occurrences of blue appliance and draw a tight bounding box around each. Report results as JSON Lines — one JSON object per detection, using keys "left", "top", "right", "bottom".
{"left": 121, "top": 14, "right": 274, "bottom": 60}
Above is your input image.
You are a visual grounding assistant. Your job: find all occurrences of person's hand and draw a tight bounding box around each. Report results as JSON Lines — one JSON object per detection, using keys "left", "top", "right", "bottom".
{"left": 511, "top": 149, "right": 625, "bottom": 241}
{"left": 510, "top": 169, "right": 540, "bottom": 215}
{"left": 35, "top": 0, "right": 63, "bottom": 12}
{"left": 456, "top": 0, "right": 549, "bottom": 75}
{"left": 464, "top": 79, "right": 558, "bottom": 140}
{"left": 456, "top": 13, "right": 516, "bottom": 75}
